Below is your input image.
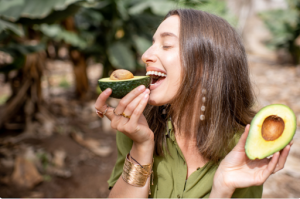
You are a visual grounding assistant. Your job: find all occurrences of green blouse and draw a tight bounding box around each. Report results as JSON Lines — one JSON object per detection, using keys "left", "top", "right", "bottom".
{"left": 108, "top": 121, "right": 263, "bottom": 198}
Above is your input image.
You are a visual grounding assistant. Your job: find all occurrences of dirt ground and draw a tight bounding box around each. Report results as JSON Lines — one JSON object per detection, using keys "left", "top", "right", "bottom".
{"left": 0, "top": 55, "right": 299, "bottom": 198}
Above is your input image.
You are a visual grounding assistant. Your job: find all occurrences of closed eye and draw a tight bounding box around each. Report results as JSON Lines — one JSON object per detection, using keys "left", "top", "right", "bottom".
{"left": 163, "top": 46, "right": 172, "bottom": 49}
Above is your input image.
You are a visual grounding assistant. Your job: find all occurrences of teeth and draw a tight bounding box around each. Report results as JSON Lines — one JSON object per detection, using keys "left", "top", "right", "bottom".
{"left": 146, "top": 71, "right": 167, "bottom": 77}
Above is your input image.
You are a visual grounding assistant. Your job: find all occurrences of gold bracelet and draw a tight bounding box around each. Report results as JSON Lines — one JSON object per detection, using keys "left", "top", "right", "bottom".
{"left": 122, "top": 153, "right": 154, "bottom": 195}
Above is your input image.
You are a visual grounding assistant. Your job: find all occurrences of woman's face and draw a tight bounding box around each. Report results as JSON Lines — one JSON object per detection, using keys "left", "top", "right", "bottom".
{"left": 142, "top": 15, "right": 182, "bottom": 106}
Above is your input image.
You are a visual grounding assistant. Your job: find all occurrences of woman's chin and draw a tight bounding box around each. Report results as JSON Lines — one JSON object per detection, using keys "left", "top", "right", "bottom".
{"left": 148, "top": 94, "right": 170, "bottom": 106}
{"left": 148, "top": 98, "right": 160, "bottom": 106}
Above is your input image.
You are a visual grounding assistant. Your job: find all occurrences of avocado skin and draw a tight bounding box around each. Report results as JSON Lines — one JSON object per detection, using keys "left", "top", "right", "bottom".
{"left": 98, "top": 76, "right": 151, "bottom": 99}
{"left": 245, "top": 104, "right": 296, "bottom": 160}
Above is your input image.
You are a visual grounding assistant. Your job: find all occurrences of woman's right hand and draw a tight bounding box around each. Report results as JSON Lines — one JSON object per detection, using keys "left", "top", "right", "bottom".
{"left": 94, "top": 85, "right": 154, "bottom": 153}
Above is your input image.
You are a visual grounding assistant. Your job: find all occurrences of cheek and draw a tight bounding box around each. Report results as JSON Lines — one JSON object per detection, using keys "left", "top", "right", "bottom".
{"left": 162, "top": 52, "right": 181, "bottom": 76}
{"left": 163, "top": 51, "right": 180, "bottom": 65}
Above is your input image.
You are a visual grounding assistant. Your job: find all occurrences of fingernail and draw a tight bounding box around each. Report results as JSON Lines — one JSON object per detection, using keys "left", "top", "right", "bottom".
{"left": 143, "top": 89, "right": 150, "bottom": 93}
{"left": 104, "top": 88, "right": 111, "bottom": 93}
{"left": 139, "top": 85, "right": 145, "bottom": 91}
{"left": 144, "top": 93, "right": 149, "bottom": 98}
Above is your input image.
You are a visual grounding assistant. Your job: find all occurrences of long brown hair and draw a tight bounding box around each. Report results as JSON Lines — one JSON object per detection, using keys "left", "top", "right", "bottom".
{"left": 144, "top": 9, "right": 256, "bottom": 163}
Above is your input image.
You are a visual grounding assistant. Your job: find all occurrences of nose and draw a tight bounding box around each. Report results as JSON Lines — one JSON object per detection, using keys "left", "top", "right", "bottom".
{"left": 141, "top": 45, "right": 157, "bottom": 65}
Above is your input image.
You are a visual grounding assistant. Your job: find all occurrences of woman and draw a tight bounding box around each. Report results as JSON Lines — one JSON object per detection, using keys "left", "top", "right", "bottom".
{"left": 95, "top": 9, "right": 292, "bottom": 198}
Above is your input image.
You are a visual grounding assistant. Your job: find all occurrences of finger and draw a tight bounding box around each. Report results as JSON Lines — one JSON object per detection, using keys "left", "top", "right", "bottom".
{"left": 94, "top": 88, "right": 115, "bottom": 120}
{"left": 273, "top": 145, "right": 290, "bottom": 173}
{"left": 123, "top": 89, "right": 150, "bottom": 119}
{"left": 95, "top": 88, "right": 111, "bottom": 111}
{"left": 130, "top": 90, "right": 149, "bottom": 125}
{"left": 233, "top": 124, "right": 250, "bottom": 152}
{"left": 114, "top": 85, "right": 146, "bottom": 115}
{"left": 264, "top": 152, "right": 280, "bottom": 179}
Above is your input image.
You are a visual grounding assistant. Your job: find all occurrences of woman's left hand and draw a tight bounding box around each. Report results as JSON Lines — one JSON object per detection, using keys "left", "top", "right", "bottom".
{"left": 210, "top": 124, "right": 293, "bottom": 198}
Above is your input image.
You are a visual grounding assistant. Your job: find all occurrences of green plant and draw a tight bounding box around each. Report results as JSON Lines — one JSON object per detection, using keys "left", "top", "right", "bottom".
{"left": 0, "top": 0, "right": 85, "bottom": 129}
{"left": 74, "top": 0, "right": 176, "bottom": 77}
{"left": 259, "top": 0, "right": 300, "bottom": 64}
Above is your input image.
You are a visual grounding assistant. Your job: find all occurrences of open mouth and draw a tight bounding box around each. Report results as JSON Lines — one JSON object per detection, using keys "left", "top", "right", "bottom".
{"left": 146, "top": 71, "right": 167, "bottom": 85}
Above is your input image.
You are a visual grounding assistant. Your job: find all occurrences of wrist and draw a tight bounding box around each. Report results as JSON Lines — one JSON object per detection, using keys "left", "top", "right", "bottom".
{"left": 210, "top": 182, "right": 235, "bottom": 198}
{"left": 210, "top": 172, "right": 235, "bottom": 198}
{"left": 130, "top": 139, "right": 154, "bottom": 165}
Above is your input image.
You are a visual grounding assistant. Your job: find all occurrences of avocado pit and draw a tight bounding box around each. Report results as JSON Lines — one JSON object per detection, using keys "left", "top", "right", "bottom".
{"left": 110, "top": 69, "right": 134, "bottom": 80}
{"left": 261, "top": 115, "right": 285, "bottom": 141}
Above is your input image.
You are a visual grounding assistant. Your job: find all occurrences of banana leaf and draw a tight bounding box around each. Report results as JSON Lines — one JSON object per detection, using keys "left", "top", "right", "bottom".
{"left": 39, "top": 24, "right": 87, "bottom": 49}
{"left": 0, "top": 0, "right": 81, "bottom": 21}
{"left": 107, "top": 41, "right": 135, "bottom": 70}
{"left": 0, "top": 43, "right": 45, "bottom": 73}
{"left": 0, "top": 18, "right": 24, "bottom": 36}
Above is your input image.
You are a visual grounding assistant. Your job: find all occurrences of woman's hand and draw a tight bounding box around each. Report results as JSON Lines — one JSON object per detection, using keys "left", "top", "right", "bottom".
{"left": 211, "top": 124, "right": 293, "bottom": 198}
{"left": 94, "top": 85, "right": 154, "bottom": 161}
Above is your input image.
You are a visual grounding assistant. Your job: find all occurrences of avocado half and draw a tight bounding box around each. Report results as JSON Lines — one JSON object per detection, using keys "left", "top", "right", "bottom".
{"left": 98, "top": 76, "right": 151, "bottom": 99}
{"left": 245, "top": 104, "right": 296, "bottom": 160}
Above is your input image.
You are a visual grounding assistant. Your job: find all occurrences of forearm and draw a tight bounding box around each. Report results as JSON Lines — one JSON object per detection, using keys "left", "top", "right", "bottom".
{"left": 108, "top": 175, "right": 151, "bottom": 198}
{"left": 109, "top": 140, "right": 154, "bottom": 198}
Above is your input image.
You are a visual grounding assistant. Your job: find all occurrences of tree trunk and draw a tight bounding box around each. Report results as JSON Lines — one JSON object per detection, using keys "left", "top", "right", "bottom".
{"left": 0, "top": 52, "right": 44, "bottom": 130}
{"left": 62, "top": 17, "right": 89, "bottom": 100}
{"left": 69, "top": 49, "right": 89, "bottom": 100}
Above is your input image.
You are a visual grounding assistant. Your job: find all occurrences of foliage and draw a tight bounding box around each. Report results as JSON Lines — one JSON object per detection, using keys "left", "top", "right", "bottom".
{"left": 72, "top": 0, "right": 234, "bottom": 76}
{"left": 0, "top": 0, "right": 235, "bottom": 75}
{"left": 0, "top": 0, "right": 84, "bottom": 73}
{"left": 0, "top": 0, "right": 235, "bottom": 76}
{"left": 259, "top": 0, "right": 300, "bottom": 64}
{"left": 73, "top": 0, "right": 176, "bottom": 75}
{"left": 0, "top": 42, "right": 45, "bottom": 72}
{"left": 177, "top": 0, "right": 237, "bottom": 26}
{"left": 38, "top": 24, "right": 87, "bottom": 49}
{"left": 0, "top": 0, "right": 81, "bottom": 22}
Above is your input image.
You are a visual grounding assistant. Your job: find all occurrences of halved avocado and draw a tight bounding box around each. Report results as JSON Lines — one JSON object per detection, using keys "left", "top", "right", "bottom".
{"left": 245, "top": 104, "right": 296, "bottom": 160}
{"left": 98, "top": 76, "right": 151, "bottom": 99}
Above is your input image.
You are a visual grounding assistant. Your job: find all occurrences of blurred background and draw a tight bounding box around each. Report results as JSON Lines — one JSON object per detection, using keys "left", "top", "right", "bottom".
{"left": 0, "top": 0, "right": 299, "bottom": 197}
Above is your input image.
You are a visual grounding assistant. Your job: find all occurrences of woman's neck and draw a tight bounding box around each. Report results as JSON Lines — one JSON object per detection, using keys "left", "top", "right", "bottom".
{"left": 172, "top": 117, "right": 198, "bottom": 141}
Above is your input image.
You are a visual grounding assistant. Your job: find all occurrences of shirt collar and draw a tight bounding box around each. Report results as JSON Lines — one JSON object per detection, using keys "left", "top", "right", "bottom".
{"left": 165, "top": 119, "right": 176, "bottom": 142}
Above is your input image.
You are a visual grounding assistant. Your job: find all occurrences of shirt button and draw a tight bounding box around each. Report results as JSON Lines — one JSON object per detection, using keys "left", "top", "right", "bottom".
{"left": 177, "top": 194, "right": 180, "bottom": 198}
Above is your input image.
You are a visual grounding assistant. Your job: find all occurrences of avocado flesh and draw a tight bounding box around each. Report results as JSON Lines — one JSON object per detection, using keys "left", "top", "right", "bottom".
{"left": 98, "top": 76, "right": 151, "bottom": 99}
{"left": 245, "top": 104, "right": 296, "bottom": 160}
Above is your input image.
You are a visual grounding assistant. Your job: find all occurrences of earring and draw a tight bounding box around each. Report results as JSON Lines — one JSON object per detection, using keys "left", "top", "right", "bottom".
{"left": 200, "top": 89, "right": 206, "bottom": 121}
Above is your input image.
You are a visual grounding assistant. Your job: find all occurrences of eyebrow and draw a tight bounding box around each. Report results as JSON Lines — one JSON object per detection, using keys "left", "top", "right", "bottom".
{"left": 160, "top": 32, "right": 177, "bottom": 38}
{"left": 152, "top": 32, "right": 178, "bottom": 42}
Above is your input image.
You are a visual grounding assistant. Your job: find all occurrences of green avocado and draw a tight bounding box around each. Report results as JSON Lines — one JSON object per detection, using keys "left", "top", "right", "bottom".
{"left": 245, "top": 104, "right": 296, "bottom": 160}
{"left": 98, "top": 76, "right": 151, "bottom": 99}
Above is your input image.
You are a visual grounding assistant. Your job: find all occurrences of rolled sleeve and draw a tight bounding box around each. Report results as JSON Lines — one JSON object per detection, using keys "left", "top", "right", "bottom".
{"left": 107, "top": 131, "right": 133, "bottom": 189}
